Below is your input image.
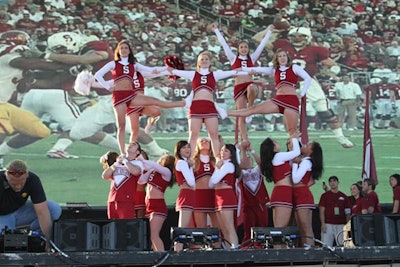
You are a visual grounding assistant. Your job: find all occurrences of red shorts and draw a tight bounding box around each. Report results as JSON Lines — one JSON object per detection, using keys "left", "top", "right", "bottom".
{"left": 146, "top": 198, "right": 168, "bottom": 218}
{"left": 234, "top": 82, "right": 253, "bottom": 101}
{"left": 270, "top": 185, "right": 293, "bottom": 208}
{"left": 176, "top": 188, "right": 195, "bottom": 211}
{"left": 194, "top": 188, "right": 216, "bottom": 212}
{"left": 135, "top": 190, "right": 146, "bottom": 211}
{"left": 189, "top": 100, "right": 218, "bottom": 119}
{"left": 215, "top": 188, "right": 237, "bottom": 211}
{"left": 271, "top": 95, "right": 299, "bottom": 114}
{"left": 293, "top": 186, "right": 315, "bottom": 210}
{"left": 112, "top": 90, "right": 136, "bottom": 107}
{"left": 107, "top": 201, "right": 136, "bottom": 219}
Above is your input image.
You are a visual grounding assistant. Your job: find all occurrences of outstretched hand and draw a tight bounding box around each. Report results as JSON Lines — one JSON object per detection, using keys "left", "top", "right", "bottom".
{"left": 208, "top": 22, "right": 218, "bottom": 31}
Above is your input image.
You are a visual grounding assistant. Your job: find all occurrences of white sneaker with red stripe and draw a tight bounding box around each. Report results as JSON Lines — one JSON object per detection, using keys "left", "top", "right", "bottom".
{"left": 46, "top": 150, "right": 79, "bottom": 159}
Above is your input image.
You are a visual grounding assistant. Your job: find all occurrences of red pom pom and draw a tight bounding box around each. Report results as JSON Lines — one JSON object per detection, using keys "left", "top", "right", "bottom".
{"left": 164, "top": 55, "right": 184, "bottom": 81}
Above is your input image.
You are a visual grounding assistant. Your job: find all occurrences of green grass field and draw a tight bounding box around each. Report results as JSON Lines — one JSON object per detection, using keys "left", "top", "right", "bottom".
{"left": 3, "top": 128, "right": 399, "bottom": 206}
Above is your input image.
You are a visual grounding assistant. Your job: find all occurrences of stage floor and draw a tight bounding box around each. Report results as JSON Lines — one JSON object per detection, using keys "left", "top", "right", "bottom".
{"left": 1, "top": 246, "right": 400, "bottom": 266}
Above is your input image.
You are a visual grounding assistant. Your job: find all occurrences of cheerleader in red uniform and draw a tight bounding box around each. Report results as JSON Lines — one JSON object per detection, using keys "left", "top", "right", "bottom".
{"left": 209, "top": 144, "right": 241, "bottom": 249}
{"left": 291, "top": 141, "right": 324, "bottom": 247}
{"left": 238, "top": 140, "right": 270, "bottom": 245}
{"left": 259, "top": 133, "right": 301, "bottom": 228}
{"left": 193, "top": 137, "right": 219, "bottom": 228}
{"left": 227, "top": 49, "right": 312, "bottom": 136}
{"left": 94, "top": 40, "right": 188, "bottom": 155}
{"left": 209, "top": 22, "right": 274, "bottom": 142}
{"left": 101, "top": 141, "right": 143, "bottom": 219}
{"left": 137, "top": 154, "right": 175, "bottom": 252}
{"left": 174, "top": 140, "right": 196, "bottom": 251}
{"left": 168, "top": 51, "right": 249, "bottom": 159}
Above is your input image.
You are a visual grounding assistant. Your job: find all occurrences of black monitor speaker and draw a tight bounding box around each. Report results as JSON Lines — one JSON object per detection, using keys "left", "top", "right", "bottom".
{"left": 351, "top": 214, "right": 375, "bottom": 246}
{"left": 102, "top": 219, "right": 150, "bottom": 251}
{"left": 53, "top": 220, "right": 100, "bottom": 251}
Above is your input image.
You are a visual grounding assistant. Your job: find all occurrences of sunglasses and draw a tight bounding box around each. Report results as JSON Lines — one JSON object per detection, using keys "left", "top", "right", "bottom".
{"left": 7, "top": 170, "right": 26, "bottom": 177}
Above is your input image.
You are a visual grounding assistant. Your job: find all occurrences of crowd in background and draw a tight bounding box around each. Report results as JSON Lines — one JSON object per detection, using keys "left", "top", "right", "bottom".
{"left": 0, "top": 0, "right": 399, "bottom": 134}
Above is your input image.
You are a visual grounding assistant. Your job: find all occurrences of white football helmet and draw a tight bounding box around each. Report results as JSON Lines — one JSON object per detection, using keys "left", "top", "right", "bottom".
{"left": 47, "top": 32, "right": 82, "bottom": 54}
{"left": 288, "top": 27, "right": 312, "bottom": 48}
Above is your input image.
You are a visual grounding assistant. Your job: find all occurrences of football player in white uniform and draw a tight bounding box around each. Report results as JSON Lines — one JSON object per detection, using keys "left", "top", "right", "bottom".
{"left": 0, "top": 30, "right": 71, "bottom": 167}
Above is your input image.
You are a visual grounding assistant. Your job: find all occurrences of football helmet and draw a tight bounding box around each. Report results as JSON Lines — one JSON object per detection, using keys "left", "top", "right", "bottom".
{"left": 0, "top": 30, "right": 31, "bottom": 46}
{"left": 47, "top": 32, "right": 82, "bottom": 54}
{"left": 288, "top": 27, "right": 312, "bottom": 48}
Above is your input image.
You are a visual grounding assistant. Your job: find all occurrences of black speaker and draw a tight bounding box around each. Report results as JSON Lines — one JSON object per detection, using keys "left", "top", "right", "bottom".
{"left": 374, "top": 215, "right": 398, "bottom": 246}
{"left": 53, "top": 220, "right": 101, "bottom": 251}
{"left": 102, "top": 219, "right": 150, "bottom": 251}
{"left": 351, "top": 214, "right": 375, "bottom": 246}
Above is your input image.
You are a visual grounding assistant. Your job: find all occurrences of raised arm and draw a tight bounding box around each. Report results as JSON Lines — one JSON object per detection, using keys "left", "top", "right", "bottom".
{"left": 250, "top": 25, "right": 274, "bottom": 63}
{"left": 210, "top": 22, "right": 236, "bottom": 63}
{"left": 273, "top": 138, "right": 301, "bottom": 164}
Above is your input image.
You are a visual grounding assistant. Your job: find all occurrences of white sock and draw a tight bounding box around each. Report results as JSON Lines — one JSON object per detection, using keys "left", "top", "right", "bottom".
{"left": 332, "top": 128, "right": 344, "bottom": 138}
{"left": 0, "top": 143, "right": 13, "bottom": 156}
{"left": 50, "top": 138, "right": 73, "bottom": 152}
{"left": 98, "top": 134, "right": 119, "bottom": 150}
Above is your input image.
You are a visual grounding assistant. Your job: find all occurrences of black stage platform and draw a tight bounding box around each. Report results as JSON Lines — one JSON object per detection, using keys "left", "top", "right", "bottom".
{"left": 1, "top": 246, "right": 400, "bottom": 266}
{"left": 2, "top": 205, "right": 399, "bottom": 266}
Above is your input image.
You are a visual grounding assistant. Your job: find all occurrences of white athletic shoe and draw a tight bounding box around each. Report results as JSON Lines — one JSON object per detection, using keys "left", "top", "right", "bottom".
{"left": 245, "top": 115, "right": 253, "bottom": 123}
{"left": 144, "top": 116, "right": 160, "bottom": 134}
{"left": 184, "top": 91, "right": 194, "bottom": 109}
{"left": 46, "top": 150, "right": 79, "bottom": 159}
{"left": 337, "top": 136, "right": 354, "bottom": 148}
{"left": 148, "top": 148, "right": 170, "bottom": 158}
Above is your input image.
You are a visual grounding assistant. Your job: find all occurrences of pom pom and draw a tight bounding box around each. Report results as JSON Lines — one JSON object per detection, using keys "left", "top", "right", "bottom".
{"left": 74, "top": 70, "right": 93, "bottom": 95}
{"left": 164, "top": 55, "right": 184, "bottom": 81}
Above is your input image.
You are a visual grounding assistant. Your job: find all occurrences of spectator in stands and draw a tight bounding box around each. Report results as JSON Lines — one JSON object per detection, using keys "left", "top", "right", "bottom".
{"left": 389, "top": 174, "right": 400, "bottom": 213}
{"left": 319, "top": 176, "right": 351, "bottom": 247}
{"left": 362, "top": 179, "right": 382, "bottom": 214}
{"left": 386, "top": 40, "right": 400, "bottom": 58}
{"left": 0, "top": 159, "right": 62, "bottom": 252}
